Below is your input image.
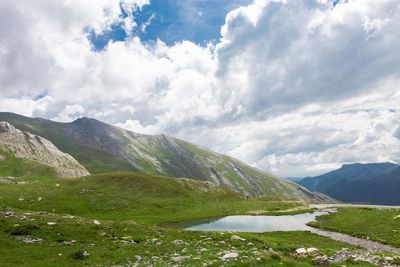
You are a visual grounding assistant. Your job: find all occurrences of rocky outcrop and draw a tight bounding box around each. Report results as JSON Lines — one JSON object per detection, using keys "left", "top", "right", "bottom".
{"left": 0, "top": 121, "right": 89, "bottom": 178}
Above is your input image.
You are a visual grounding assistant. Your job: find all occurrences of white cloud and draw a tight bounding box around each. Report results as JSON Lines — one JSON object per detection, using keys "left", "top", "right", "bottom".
{"left": 0, "top": 0, "right": 399, "bottom": 176}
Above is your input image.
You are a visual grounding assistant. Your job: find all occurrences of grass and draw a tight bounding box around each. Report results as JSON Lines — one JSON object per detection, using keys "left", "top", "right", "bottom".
{"left": 310, "top": 207, "right": 400, "bottom": 248}
{"left": 0, "top": 152, "right": 57, "bottom": 178}
{"left": 0, "top": 172, "right": 300, "bottom": 224}
{"left": 0, "top": 209, "right": 367, "bottom": 267}
{"left": 0, "top": 171, "right": 385, "bottom": 266}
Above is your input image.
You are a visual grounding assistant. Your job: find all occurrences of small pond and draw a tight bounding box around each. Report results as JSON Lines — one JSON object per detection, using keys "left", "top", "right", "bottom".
{"left": 184, "top": 211, "right": 329, "bottom": 233}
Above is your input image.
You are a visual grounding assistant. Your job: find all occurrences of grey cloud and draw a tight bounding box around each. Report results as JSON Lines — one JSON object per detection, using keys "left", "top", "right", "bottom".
{"left": 395, "top": 127, "right": 400, "bottom": 139}
{"left": 215, "top": 0, "right": 400, "bottom": 117}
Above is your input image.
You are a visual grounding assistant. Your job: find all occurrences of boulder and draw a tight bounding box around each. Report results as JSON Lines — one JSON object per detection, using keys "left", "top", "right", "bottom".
{"left": 231, "top": 235, "right": 246, "bottom": 241}
{"left": 295, "top": 248, "right": 307, "bottom": 257}
{"left": 172, "top": 256, "right": 190, "bottom": 262}
{"left": 221, "top": 252, "right": 239, "bottom": 260}
{"left": 312, "top": 255, "right": 329, "bottom": 266}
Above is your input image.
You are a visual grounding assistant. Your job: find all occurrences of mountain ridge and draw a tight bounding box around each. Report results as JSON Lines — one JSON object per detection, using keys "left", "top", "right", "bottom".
{"left": 0, "top": 112, "right": 332, "bottom": 202}
{"left": 298, "top": 162, "right": 400, "bottom": 205}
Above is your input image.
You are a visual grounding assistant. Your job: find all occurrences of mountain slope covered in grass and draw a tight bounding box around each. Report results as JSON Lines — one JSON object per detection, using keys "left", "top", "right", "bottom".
{"left": 298, "top": 163, "right": 400, "bottom": 204}
{"left": 0, "top": 112, "right": 331, "bottom": 202}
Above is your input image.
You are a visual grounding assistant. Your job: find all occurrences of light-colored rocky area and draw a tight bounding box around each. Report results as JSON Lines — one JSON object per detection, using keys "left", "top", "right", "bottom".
{"left": 0, "top": 121, "right": 89, "bottom": 178}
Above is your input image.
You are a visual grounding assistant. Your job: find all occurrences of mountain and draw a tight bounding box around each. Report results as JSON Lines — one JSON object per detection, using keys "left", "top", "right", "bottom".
{"left": 298, "top": 163, "right": 400, "bottom": 204}
{"left": 0, "top": 112, "right": 331, "bottom": 202}
{"left": 326, "top": 166, "right": 400, "bottom": 205}
{"left": 0, "top": 121, "right": 89, "bottom": 178}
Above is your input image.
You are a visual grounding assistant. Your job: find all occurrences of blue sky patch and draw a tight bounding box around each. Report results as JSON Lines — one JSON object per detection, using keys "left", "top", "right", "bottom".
{"left": 88, "top": 0, "right": 252, "bottom": 50}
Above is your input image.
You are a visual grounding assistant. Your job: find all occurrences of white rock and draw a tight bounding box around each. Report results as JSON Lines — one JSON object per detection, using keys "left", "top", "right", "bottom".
{"left": 93, "top": 220, "right": 101, "bottom": 225}
{"left": 295, "top": 248, "right": 307, "bottom": 256}
{"left": 47, "top": 222, "right": 57, "bottom": 225}
{"left": 230, "top": 235, "right": 246, "bottom": 241}
{"left": 307, "top": 247, "right": 319, "bottom": 255}
{"left": 221, "top": 252, "right": 239, "bottom": 260}
{"left": 172, "top": 256, "right": 190, "bottom": 262}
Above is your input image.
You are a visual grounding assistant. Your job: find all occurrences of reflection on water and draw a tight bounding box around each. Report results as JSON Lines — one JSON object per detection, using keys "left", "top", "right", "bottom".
{"left": 185, "top": 211, "right": 328, "bottom": 232}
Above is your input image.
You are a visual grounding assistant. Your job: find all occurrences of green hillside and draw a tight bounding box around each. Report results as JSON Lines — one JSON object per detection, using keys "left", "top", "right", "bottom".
{"left": 0, "top": 112, "right": 331, "bottom": 202}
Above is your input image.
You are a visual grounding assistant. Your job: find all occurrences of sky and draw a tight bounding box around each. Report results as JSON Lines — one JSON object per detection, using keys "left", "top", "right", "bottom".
{"left": 0, "top": 0, "right": 399, "bottom": 177}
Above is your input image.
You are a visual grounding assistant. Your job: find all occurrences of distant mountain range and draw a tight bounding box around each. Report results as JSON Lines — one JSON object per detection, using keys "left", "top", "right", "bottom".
{"left": 298, "top": 163, "right": 400, "bottom": 205}
{"left": 0, "top": 112, "right": 331, "bottom": 202}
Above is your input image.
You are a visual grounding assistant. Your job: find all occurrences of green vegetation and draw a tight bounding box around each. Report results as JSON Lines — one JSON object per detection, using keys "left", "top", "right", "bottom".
{"left": 310, "top": 207, "right": 400, "bottom": 248}
{"left": 0, "top": 210, "right": 366, "bottom": 267}
{"left": 0, "top": 171, "right": 370, "bottom": 266}
{"left": 0, "top": 152, "right": 57, "bottom": 178}
{"left": 0, "top": 172, "right": 300, "bottom": 224}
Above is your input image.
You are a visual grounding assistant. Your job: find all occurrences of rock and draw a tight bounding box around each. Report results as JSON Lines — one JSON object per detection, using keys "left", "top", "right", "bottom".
{"left": 47, "top": 222, "right": 57, "bottom": 225}
{"left": 221, "top": 252, "right": 239, "bottom": 260}
{"left": 295, "top": 248, "right": 307, "bottom": 257}
{"left": 313, "top": 255, "right": 329, "bottom": 266}
{"left": 172, "top": 256, "right": 190, "bottom": 262}
{"left": 173, "top": 240, "right": 184, "bottom": 245}
{"left": 3, "top": 211, "right": 15, "bottom": 217}
{"left": 230, "top": 235, "right": 246, "bottom": 241}
{"left": 15, "top": 236, "right": 43, "bottom": 244}
{"left": 307, "top": 247, "right": 319, "bottom": 255}
{"left": 384, "top": 256, "right": 394, "bottom": 262}
{"left": 93, "top": 220, "right": 101, "bottom": 225}
{"left": 0, "top": 121, "right": 89, "bottom": 178}
{"left": 82, "top": 251, "right": 89, "bottom": 257}
{"left": 37, "top": 197, "right": 42, "bottom": 201}
{"left": 394, "top": 215, "right": 400, "bottom": 220}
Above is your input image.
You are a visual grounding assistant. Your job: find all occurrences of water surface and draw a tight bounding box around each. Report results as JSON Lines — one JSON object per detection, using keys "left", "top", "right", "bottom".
{"left": 185, "top": 211, "right": 328, "bottom": 232}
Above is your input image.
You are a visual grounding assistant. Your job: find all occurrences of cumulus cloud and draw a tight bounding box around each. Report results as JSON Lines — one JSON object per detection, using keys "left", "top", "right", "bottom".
{"left": 0, "top": 0, "right": 399, "bottom": 176}
{"left": 215, "top": 0, "right": 400, "bottom": 116}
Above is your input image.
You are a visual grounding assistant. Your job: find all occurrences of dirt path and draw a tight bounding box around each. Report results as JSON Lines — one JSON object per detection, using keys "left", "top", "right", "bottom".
{"left": 310, "top": 204, "right": 400, "bottom": 209}
{"left": 309, "top": 227, "right": 400, "bottom": 254}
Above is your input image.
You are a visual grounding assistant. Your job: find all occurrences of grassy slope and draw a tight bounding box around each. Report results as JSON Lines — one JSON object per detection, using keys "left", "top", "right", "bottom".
{"left": 0, "top": 152, "right": 57, "bottom": 178}
{"left": 0, "top": 172, "right": 368, "bottom": 267}
{"left": 310, "top": 207, "right": 400, "bottom": 248}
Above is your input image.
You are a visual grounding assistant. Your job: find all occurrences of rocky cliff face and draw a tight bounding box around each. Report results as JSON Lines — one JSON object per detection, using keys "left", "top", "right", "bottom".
{"left": 0, "top": 121, "right": 89, "bottom": 178}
